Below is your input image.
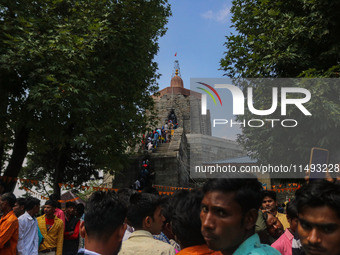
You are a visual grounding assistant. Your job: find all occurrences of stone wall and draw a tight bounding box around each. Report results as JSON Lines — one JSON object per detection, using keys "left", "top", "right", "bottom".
{"left": 112, "top": 88, "right": 252, "bottom": 189}
{"left": 153, "top": 93, "right": 211, "bottom": 136}
{"left": 113, "top": 128, "right": 190, "bottom": 188}
{"left": 187, "top": 134, "right": 246, "bottom": 179}
{"left": 189, "top": 96, "right": 211, "bottom": 135}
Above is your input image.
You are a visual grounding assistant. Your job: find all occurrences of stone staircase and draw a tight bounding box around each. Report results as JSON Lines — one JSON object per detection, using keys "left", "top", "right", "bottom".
{"left": 113, "top": 127, "right": 187, "bottom": 188}
{"left": 153, "top": 142, "right": 169, "bottom": 153}
{"left": 149, "top": 127, "right": 187, "bottom": 186}
{"left": 153, "top": 127, "right": 183, "bottom": 155}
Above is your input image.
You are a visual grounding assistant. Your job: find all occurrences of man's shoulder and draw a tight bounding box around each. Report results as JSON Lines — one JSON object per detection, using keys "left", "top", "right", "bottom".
{"left": 121, "top": 231, "right": 175, "bottom": 254}
{"left": 19, "top": 212, "right": 33, "bottom": 221}
{"left": 234, "top": 234, "right": 281, "bottom": 255}
{"left": 276, "top": 212, "right": 286, "bottom": 217}
{"left": 276, "top": 212, "right": 290, "bottom": 229}
{"left": 126, "top": 232, "right": 173, "bottom": 247}
{"left": 37, "top": 215, "right": 46, "bottom": 224}
{"left": 150, "top": 238, "right": 174, "bottom": 249}
{"left": 271, "top": 230, "right": 293, "bottom": 254}
{"left": 240, "top": 243, "right": 281, "bottom": 255}
{"left": 0, "top": 211, "right": 18, "bottom": 227}
{"left": 76, "top": 248, "right": 101, "bottom": 255}
{"left": 37, "top": 215, "right": 44, "bottom": 220}
{"left": 5, "top": 211, "right": 18, "bottom": 225}
{"left": 54, "top": 216, "right": 64, "bottom": 228}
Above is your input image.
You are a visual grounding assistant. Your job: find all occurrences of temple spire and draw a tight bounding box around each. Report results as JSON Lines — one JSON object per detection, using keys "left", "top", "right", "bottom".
{"left": 172, "top": 60, "right": 181, "bottom": 78}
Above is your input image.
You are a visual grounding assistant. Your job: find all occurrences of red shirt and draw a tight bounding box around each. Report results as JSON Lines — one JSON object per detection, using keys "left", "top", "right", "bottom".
{"left": 64, "top": 219, "right": 80, "bottom": 240}
{"left": 45, "top": 218, "right": 55, "bottom": 231}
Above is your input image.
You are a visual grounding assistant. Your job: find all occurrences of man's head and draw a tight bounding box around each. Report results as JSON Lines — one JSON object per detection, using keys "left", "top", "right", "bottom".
{"left": 25, "top": 197, "right": 40, "bottom": 217}
{"left": 65, "top": 202, "right": 76, "bottom": 217}
{"left": 200, "top": 175, "right": 263, "bottom": 254}
{"left": 0, "top": 192, "right": 16, "bottom": 215}
{"left": 13, "top": 197, "right": 26, "bottom": 217}
{"left": 286, "top": 199, "right": 298, "bottom": 234}
{"left": 263, "top": 212, "right": 284, "bottom": 239}
{"left": 158, "top": 195, "right": 174, "bottom": 240}
{"left": 49, "top": 193, "right": 61, "bottom": 209}
{"left": 76, "top": 203, "right": 85, "bottom": 218}
{"left": 262, "top": 190, "right": 277, "bottom": 214}
{"left": 81, "top": 191, "right": 126, "bottom": 255}
{"left": 171, "top": 190, "right": 205, "bottom": 248}
{"left": 117, "top": 188, "right": 137, "bottom": 226}
{"left": 44, "top": 200, "right": 57, "bottom": 218}
{"left": 296, "top": 180, "right": 340, "bottom": 255}
{"left": 127, "top": 192, "right": 164, "bottom": 235}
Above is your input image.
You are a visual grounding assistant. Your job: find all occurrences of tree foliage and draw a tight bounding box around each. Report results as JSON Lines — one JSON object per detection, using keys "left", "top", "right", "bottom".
{"left": 0, "top": 0, "right": 171, "bottom": 192}
{"left": 221, "top": 0, "right": 340, "bottom": 166}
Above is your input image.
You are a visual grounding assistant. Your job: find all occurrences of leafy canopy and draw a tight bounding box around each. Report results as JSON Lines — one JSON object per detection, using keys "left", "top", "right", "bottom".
{"left": 221, "top": 0, "right": 340, "bottom": 166}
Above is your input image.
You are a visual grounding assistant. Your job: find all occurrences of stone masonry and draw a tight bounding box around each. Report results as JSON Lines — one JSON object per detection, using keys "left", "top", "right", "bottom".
{"left": 112, "top": 70, "right": 246, "bottom": 189}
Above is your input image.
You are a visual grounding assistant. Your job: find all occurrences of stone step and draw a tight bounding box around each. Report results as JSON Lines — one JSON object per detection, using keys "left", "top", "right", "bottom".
{"left": 155, "top": 143, "right": 169, "bottom": 150}
{"left": 153, "top": 128, "right": 183, "bottom": 154}
{"left": 150, "top": 151, "right": 177, "bottom": 157}
{"left": 156, "top": 147, "right": 169, "bottom": 151}
{"left": 157, "top": 143, "right": 170, "bottom": 147}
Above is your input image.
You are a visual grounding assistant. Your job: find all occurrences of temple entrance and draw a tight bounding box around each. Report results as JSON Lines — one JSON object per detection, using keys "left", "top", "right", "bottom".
{"left": 168, "top": 109, "right": 177, "bottom": 124}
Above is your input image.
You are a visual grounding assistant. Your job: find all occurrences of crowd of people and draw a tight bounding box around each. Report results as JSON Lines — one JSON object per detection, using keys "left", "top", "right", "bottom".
{"left": 143, "top": 119, "right": 179, "bottom": 152}
{"left": 1, "top": 175, "right": 340, "bottom": 255}
{"left": 132, "top": 159, "right": 155, "bottom": 190}
{"left": 137, "top": 115, "right": 180, "bottom": 190}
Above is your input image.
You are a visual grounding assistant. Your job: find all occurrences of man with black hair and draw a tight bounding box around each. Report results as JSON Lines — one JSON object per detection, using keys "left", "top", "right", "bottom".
{"left": 258, "top": 212, "right": 284, "bottom": 245}
{"left": 17, "top": 197, "right": 41, "bottom": 255}
{"left": 77, "top": 191, "right": 127, "bottom": 255}
{"left": 118, "top": 193, "right": 175, "bottom": 255}
{"left": 117, "top": 188, "right": 137, "bottom": 242}
{"left": 171, "top": 189, "right": 221, "bottom": 255}
{"left": 13, "top": 197, "right": 26, "bottom": 218}
{"left": 200, "top": 175, "right": 280, "bottom": 255}
{"left": 49, "top": 194, "right": 65, "bottom": 227}
{"left": 0, "top": 192, "right": 18, "bottom": 255}
{"left": 295, "top": 180, "right": 340, "bottom": 255}
{"left": 76, "top": 204, "right": 84, "bottom": 219}
{"left": 153, "top": 195, "right": 180, "bottom": 251}
{"left": 63, "top": 202, "right": 80, "bottom": 255}
{"left": 262, "top": 190, "right": 290, "bottom": 230}
{"left": 271, "top": 199, "right": 299, "bottom": 255}
{"left": 37, "top": 200, "right": 64, "bottom": 255}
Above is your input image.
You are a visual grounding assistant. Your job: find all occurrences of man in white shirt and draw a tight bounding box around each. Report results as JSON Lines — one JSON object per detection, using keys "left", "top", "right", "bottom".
{"left": 17, "top": 197, "right": 41, "bottom": 255}
{"left": 118, "top": 193, "right": 175, "bottom": 255}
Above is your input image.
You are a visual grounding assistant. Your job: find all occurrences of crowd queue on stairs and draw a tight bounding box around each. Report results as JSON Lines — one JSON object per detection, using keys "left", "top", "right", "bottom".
{"left": 143, "top": 119, "right": 179, "bottom": 153}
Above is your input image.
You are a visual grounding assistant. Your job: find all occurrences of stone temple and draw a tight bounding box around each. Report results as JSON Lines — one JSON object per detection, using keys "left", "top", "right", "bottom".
{"left": 112, "top": 65, "right": 255, "bottom": 189}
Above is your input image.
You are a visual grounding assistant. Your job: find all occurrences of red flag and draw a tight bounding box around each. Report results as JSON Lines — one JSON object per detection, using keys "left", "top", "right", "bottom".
{"left": 174, "top": 52, "right": 177, "bottom": 57}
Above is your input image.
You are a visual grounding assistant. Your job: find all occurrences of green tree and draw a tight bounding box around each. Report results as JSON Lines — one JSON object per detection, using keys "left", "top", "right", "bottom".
{"left": 221, "top": 0, "right": 340, "bottom": 167}
{"left": 0, "top": 0, "right": 171, "bottom": 193}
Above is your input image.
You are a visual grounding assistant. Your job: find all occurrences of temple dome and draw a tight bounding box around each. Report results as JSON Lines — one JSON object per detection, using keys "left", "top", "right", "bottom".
{"left": 170, "top": 69, "right": 184, "bottom": 88}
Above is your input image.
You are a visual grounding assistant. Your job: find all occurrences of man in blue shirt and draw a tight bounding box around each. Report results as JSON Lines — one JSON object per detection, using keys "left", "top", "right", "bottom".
{"left": 17, "top": 197, "right": 40, "bottom": 255}
{"left": 200, "top": 174, "right": 281, "bottom": 255}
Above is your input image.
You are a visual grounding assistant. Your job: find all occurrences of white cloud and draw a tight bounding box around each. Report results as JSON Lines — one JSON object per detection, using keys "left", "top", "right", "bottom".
{"left": 202, "top": 10, "right": 214, "bottom": 20}
{"left": 202, "top": 5, "right": 230, "bottom": 23}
